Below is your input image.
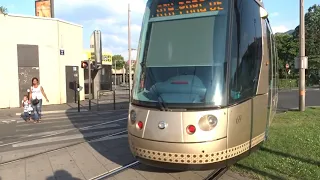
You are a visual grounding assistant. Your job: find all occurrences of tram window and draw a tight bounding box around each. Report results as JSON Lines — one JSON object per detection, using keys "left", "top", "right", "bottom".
{"left": 266, "top": 22, "right": 273, "bottom": 95}
{"left": 132, "top": 9, "right": 229, "bottom": 107}
{"left": 146, "top": 16, "right": 223, "bottom": 67}
{"left": 229, "top": 0, "right": 263, "bottom": 103}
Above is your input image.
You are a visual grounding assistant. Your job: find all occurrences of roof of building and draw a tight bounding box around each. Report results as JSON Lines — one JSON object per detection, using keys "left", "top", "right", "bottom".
{"left": 3, "top": 13, "right": 83, "bottom": 28}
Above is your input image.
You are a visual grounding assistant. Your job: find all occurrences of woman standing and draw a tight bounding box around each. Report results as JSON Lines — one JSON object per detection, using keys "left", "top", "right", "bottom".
{"left": 29, "top": 77, "right": 49, "bottom": 123}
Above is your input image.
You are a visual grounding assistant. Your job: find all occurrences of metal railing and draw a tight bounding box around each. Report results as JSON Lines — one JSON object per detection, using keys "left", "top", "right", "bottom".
{"left": 96, "top": 89, "right": 129, "bottom": 111}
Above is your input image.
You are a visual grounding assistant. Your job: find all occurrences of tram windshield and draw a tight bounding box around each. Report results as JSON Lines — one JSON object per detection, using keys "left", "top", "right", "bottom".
{"left": 132, "top": 0, "right": 229, "bottom": 109}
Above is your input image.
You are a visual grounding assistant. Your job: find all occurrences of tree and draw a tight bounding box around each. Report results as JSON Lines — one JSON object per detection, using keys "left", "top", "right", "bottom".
{"left": 275, "top": 33, "right": 299, "bottom": 79}
{"left": 112, "top": 55, "right": 125, "bottom": 70}
{"left": 292, "top": 4, "right": 320, "bottom": 85}
{"left": 293, "top": 4, "right": 320, "bottom": 61}
{"left": 0, "top": 6, "right": 8, "bottom": 15}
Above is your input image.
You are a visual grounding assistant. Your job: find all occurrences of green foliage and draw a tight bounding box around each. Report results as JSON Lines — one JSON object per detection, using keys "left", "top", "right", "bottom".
{"left": 0, "top": 6, "right": 8, "bottom": 15}
{"left": 293, "top": 4, "right": 320, "bottom": 58}
{"left": 275, "top": 34, "right": 299, "bottom": 78}
{"left": 112, "top": 55, "right": 125, "bottom": 70}
{"left": 277, "top": 4, "right": 320, "bottom": 86}
{"left": 278, "top": 79, "right": 298, "bottom": 89}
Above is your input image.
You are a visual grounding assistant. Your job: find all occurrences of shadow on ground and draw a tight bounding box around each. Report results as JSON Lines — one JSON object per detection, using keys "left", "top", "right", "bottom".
{"left": 46, "top": 170, "right": 82, "bottom": 180}
{"left": 234, "top": 164, "right": 286, "bottom": 180}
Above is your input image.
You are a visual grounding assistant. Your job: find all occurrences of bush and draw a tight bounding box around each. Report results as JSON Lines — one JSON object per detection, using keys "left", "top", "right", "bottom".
{"left": 278, "top": 79, "right": 298, "bottom": 89}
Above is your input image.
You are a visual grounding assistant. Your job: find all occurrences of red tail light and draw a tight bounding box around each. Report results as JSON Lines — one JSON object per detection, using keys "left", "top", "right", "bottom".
{"left": 186, "top": 125, "right": 196, "bottom": 134}
{"left": 137, "top": 121, "right": 143, "bottom": 129}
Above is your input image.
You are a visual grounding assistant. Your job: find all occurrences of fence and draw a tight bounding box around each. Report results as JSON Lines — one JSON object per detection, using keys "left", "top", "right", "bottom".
{"left": 96, "top": 88, "right": 130, "bottom": 111}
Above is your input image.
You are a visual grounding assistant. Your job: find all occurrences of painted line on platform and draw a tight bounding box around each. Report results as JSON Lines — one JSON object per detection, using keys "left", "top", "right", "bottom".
{"left": 1, "top": 120, "right": 17, "bottom": 124}
{"left": 0, "top": 117, "right": 128, "bottom": 147}
{"left": 26, "top": 123, "right": 120, "bottom": 138}
{"left": 13, "top": 108, "right": 129, "bottom": 116}
{"left": 15, "top": 109, "right": 88, "bottom": 116}
{"left": 90, "top": 134, "right": 128, "bottom": 143}
{"left": 0, "top": 141, "right": 22, "bottom": 147}
{"left": 38, "top": 117, "right": 128, "bottom": 138}
{"left": 12, "top": 127, "right": 126, "bottom": 148}
{"left": 14, "top": 112, "right": 128, "bottom": 124}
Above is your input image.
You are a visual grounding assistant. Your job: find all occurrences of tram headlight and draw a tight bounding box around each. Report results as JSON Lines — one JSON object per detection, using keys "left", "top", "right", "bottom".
{"left": 130, "top": 110, "right": 136, "bottom": 124}
{"left": 198, "top": 115, "right": 218, "bottom": 131}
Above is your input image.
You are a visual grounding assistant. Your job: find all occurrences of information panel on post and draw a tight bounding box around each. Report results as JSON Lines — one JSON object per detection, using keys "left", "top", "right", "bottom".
{"left": 90, "top": 30, "right": 102, "bottom": 67}
{"left": 151, "top": 0, "right": 226, "bottom": 18}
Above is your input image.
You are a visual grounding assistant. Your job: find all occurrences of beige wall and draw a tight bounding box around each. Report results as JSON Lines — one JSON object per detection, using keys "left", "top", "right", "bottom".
{"left": 0, "top": 14, "right": 84, "bottom": 108}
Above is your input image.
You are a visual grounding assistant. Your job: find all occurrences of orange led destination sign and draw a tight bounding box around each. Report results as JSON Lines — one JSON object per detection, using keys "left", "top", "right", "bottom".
{"left": 153, "top": 0, "right": 225, "bottom": 17}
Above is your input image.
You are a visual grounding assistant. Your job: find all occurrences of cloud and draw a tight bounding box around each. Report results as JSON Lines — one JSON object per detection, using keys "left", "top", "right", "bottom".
{"left": 272, "top": 25, "right": 289, "bottom": 33}
{"left": 270, "top": 12, "right": 279, "bottom": 17}
{"left": 54, "top": 0, "right": 146, "bottom": 60}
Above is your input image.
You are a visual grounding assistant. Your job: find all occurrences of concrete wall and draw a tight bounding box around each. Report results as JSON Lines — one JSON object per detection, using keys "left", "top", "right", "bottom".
{"left": 0, "top": 14, "right": 84, "bottom": 108}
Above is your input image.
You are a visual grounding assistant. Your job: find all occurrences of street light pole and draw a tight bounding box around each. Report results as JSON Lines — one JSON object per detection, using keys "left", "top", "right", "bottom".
{"left": 299, "top": 0, "right": 306, "bottom": 111}
{"left": 128, "top": 3, "right": 132, "bottom": 101}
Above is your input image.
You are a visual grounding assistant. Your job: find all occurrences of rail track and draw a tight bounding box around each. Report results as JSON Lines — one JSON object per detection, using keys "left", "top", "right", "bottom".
{"left": 90, "top": 161, "right": 228, "bottom": 180}
{"left": 204, "top": 167, "right": 229, "bottom": 180}
{"left": 89, "top": 161, "right": 140, "bottom": 180}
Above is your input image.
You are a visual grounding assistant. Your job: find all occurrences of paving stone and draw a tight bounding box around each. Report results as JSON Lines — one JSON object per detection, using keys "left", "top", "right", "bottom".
{"left": 0, "top": 160, "right": 26, "bottom": 180}
{"left": 67, "top": 144, "right": 107, "bottom": 179}
{"left": 25, "top": 154, "right": 55, "bottom": 180}
{"left": 47, "top": 148, "right": 85, "bottom": 180}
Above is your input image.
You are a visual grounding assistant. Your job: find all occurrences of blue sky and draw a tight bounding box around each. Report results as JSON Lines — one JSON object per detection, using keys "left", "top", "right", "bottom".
{"left": 1, "top": 0, "right": 318, "bottom": 59}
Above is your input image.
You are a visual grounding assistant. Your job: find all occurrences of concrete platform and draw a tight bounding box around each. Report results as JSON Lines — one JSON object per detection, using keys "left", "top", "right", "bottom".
{"left": 0, "top": 135, "right": 250, "bottom": 180}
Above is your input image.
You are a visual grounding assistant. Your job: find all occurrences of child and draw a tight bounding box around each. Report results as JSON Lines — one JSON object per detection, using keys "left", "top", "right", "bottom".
{"left": 21, "top": 95, "right": 32, "bottom": 122}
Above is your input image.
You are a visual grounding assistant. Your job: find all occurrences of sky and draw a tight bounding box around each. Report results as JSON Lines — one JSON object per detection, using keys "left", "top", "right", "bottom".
{"left": 0, "top": 0, "right": 318, "bottom": 60}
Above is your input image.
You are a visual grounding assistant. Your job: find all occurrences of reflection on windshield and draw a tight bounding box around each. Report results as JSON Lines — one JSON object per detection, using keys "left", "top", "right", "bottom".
{"left": 132, "top": 13, "right": 228, "bottom": 108}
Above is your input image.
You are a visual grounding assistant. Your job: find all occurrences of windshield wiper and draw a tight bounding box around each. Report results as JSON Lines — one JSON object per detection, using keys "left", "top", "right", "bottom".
{"left": 146, "top": 68, "right": 169, "bottom": 111}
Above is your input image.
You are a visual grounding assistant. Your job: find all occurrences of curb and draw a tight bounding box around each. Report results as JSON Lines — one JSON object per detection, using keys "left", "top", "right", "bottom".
{"left": 14, "top": 109, "right": 88, "bottom": 116}
{"left": 279, "top": 88, "right": 320, "bottom": 91}
{"left": 277, "top": 106, "right": 320, "bottom": 114}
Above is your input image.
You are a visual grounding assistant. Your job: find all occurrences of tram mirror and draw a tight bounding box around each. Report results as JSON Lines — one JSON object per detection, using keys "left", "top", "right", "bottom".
{"left": 260, "top": 7, "right": 268, "bottom": 19}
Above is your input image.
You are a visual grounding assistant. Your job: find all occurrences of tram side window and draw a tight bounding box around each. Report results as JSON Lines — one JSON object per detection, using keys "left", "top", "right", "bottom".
{"left": 271, "top": 35, "right": 277, "bottom": 95}
{"left": 229, "top": 0, "right": 263, "bottom": 103}
{"left": 266, "top": 23, "right": 273, "bottom": 94}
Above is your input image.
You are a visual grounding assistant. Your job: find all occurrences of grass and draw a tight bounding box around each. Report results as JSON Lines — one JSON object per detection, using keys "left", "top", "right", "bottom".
{"left": 231, "top": 107, "right": 320, "bottom": 180}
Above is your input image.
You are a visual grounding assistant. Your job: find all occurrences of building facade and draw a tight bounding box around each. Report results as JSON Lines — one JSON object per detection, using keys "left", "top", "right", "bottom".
{"left": 0, "top": 14, "right": 84, "bottom": 108}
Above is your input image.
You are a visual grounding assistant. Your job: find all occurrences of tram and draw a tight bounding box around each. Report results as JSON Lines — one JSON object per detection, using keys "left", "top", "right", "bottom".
{"left": 127, "top": 0, "right": 279, "bottom": 170}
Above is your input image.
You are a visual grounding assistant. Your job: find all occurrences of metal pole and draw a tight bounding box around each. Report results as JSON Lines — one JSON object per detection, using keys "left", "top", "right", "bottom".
{"left": 114, "top": 60, "right": 117, "bottom": 90}
{"left": 74, "top": 81, "right": 77, "bottom": 103}
{"left": 88, "top": 60, "right": 92, "bottom": 110}
{"left": 299, "top": 0, "right": 306, "bottom": 111}
{"left": 78, "top": 89, "right": 80, "bottom": 112}
{"left": 128, "top": 3, "right": 132, "bottom": 102}
{"left": 113, "top": 90, "right": 116, "bottom": 110}
{"left": 50, "top": 0, "right": 55, "bottom": 18}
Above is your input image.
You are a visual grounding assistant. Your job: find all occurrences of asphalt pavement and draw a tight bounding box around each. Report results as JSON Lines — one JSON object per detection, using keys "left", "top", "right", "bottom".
{"left": 278, "top": 88, "right": 320, "bottom": 112}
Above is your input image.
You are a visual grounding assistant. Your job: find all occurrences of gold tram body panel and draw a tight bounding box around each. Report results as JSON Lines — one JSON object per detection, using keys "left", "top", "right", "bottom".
{"left": 128, "top": 105, "right": 228, "bottom": 143}
{"left": 128, "top": 97, "right": 267, "bottom": 168}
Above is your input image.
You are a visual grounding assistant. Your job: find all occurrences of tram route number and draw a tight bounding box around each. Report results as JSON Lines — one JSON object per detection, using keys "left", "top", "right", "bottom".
{"left": 154, "top": 0, "right": 224, "bottom": 17}
{"left": 235, "top": 115, "right": 242, "bottom": 124}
